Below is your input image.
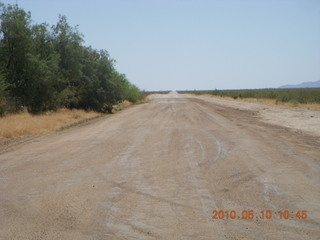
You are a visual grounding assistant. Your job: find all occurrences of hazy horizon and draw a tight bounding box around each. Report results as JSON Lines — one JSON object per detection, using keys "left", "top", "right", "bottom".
{"left": 2, "top": 0, "right": 320, "bottom": 91}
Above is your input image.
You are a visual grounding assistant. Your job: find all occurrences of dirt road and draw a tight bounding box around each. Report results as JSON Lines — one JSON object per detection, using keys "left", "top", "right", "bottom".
{"left": 1, "top": 92, "right": 319, "bottom": 239}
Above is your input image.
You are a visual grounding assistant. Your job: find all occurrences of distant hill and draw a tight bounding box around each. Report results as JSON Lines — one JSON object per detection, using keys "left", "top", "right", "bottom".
{"left": 279, "top": 80, "right": 320, "bottom": 89}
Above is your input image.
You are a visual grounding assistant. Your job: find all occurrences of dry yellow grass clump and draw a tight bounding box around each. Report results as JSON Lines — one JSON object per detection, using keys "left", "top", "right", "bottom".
{"left": 205, "top": 95, "right": 320, "bottom": 110}
{"left": 0, "top": 108, "right": 100, "bottom": 138}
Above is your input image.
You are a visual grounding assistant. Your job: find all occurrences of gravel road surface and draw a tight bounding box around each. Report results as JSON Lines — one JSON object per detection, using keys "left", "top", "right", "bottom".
{"left": 1, "top": 92, "right": 319, "bottom": 239}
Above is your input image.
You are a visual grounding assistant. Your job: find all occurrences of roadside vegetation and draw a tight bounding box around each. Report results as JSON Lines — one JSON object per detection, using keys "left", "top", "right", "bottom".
{"left": 0, "top": 99, "right": 135, "bottom": 139}
{"left": 178, "top": 88, "right": 320, "bottom": 105}
{"left": 0, "top": 108, "right": 100, "bottom": 138}
{"left": 0, "top": 3, "right": 144, "bottom": 117}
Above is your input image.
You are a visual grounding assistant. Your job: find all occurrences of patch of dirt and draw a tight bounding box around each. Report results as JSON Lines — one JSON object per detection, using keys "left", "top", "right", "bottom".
{"left": 188, "top": 94, "right": 320, "bottom": 137}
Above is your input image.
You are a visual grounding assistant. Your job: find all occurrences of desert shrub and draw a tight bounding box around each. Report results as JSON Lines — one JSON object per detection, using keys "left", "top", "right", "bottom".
{"left": 178, "top": 88, "right": 320, "bottom": 104}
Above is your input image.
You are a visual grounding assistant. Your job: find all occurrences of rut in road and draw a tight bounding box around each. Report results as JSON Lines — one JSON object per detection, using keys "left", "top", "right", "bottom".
{"left": 0, "top": 93, "right": 319, "bottom": 240}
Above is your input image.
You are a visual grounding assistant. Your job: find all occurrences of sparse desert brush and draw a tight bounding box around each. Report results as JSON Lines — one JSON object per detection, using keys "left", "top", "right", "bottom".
{"left": 0, "top": 109, "right": 100, "bottom": 138}
{"left": 178, "top": 88, "right": 320, "bottom": 109}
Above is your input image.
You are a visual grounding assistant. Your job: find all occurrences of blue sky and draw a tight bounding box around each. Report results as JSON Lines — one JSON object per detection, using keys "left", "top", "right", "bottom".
{"left": 2, "top": 0, "right": 320, "bottom": 91}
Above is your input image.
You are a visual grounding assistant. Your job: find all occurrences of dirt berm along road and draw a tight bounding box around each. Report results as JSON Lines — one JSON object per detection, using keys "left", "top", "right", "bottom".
{"left": 0, "top": 92, "right": 319, "bottom": 240}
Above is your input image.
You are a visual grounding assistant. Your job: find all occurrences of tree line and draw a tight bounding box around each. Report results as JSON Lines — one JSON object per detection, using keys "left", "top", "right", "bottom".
{"left": 0, "top": 3, "right": 143, "bottom": 115}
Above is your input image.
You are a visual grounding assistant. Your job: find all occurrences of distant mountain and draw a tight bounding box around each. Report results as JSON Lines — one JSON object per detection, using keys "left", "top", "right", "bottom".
{"left": 279, "top": 80, "right": 320, "bottom": 89}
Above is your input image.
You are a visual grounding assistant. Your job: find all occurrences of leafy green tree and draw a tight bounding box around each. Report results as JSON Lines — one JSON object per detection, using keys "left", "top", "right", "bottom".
{"left": 53, "top": 16, "right": 83, "bottom": 83}
{"left": 112, "top": 72, "right": 144, "bottom": 103}
{"left": 0, "top": 4, "right": 32, "bottom": 108}
{"left": 0, "top": 72, "right": 9, "bottom": 116}
{"left": 0, "top": 3, "right": 144, "bottom": 115}
{"left": 50, "top": 15, "right": 86, "bottom": 110}
{"left": 29, "top": 23, "right": 63, "bottom": 112}
{"left": 76, "top": 48, "right": 119, "bottom": 112}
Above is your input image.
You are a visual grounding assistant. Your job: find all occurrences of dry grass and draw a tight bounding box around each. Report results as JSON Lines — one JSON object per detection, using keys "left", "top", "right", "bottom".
{"left": 112, "top": 100, "right": 133, "bottom": 112}
{"left": 0, "top": 108, "right": 100, "bottom": 138}
{"left": 232, "top": 97, "right": 320, "bottom": 110}
{"left": 199, "top": 94, "right": 320, "bottom": 110}
{"left": 122, "top": 100, "right": 132, "bottom": 105}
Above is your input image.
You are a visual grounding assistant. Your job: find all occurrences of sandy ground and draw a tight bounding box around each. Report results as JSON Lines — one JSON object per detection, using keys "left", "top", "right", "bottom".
{"left": 0, "top": 92, "right": 319, "bottom": 239}
{"left": 183, "top": 94, "right": 320, "bottom": 137}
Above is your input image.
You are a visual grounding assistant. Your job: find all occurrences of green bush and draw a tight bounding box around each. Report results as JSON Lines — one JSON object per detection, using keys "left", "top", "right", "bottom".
{"left": 0, "top": 73, "right": 8, "bottom": 116}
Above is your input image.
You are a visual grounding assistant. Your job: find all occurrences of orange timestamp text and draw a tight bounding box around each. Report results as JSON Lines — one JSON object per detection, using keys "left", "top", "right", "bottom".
{"left": 212, "top": 210, "right": 308, "bottom": 220}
